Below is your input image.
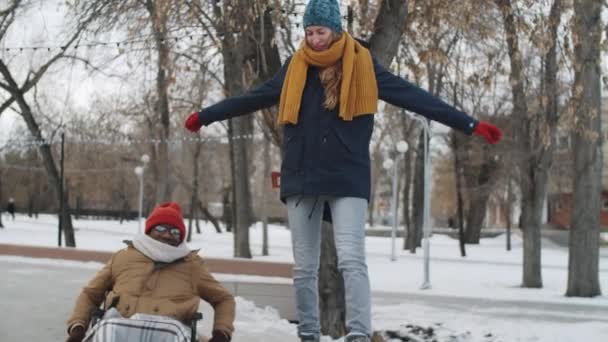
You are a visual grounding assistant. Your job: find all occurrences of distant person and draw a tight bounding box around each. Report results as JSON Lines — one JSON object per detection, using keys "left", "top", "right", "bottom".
{"left": 6, "top": 197, "right": 15, "bottom": 221}
{"left": 66, "top": 202, "right": 235, "bottom": 342}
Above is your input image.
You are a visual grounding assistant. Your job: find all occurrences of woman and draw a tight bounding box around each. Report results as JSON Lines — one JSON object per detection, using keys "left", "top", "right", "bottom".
{"left": 185, "top": 1, "right": 501, "bottom": 341}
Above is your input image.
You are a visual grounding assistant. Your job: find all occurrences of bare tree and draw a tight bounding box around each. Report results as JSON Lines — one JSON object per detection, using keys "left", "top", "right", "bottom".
{"left": 145, "top": 0, "right": 173, "bottom": 203}
{"left": 495, "top": 0, "right": 563, "bottom": 288}
{"left": 0, "top": 1, "right": 98, "bottom": 247}
{"left": 205, "top": 0, "right": 283, "bottom": 258}
{"left": 567, "top": 0, "right": 602, "bottom": 297}
{"left": 71, "top": 0, "right": 188, "bottom": 204}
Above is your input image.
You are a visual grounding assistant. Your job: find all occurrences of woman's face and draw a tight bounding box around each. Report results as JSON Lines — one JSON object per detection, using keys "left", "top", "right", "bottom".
{"left": 305, "top": 26, "right": 334, "bottom": 51}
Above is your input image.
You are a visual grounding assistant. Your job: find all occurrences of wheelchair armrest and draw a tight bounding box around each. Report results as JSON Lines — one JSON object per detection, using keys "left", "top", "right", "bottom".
{"left": 190, "top": 312, "right": 203, "bottom": 342}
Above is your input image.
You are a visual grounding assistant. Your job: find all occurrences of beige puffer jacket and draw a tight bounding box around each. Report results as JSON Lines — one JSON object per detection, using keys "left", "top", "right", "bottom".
{"left": 66, "top": 246, "right": 235, "bottom": 337}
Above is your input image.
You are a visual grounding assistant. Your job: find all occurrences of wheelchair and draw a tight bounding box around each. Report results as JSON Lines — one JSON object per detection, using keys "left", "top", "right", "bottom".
{"left": 85, "top": 296, "right": 204, "bottom": 342}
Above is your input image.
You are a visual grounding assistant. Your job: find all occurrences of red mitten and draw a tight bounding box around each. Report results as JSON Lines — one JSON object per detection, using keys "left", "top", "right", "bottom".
{"left": 185, "top": 112, "right": 203, "bottom": 132}
{"left": 474, "top": 121, "right": 502, "bottom": 144}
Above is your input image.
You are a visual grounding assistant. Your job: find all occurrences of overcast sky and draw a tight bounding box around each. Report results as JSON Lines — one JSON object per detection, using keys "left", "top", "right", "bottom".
{"left": 0, "top": 0, "right": 142, "bottom": 140}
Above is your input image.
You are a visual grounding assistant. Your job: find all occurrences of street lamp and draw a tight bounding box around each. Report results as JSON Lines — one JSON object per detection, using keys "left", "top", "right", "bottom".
{"left": 383, "top": 140, "right": 408, "bottom": 262}
{"left": 409, "top": 117, "right": 432, "bottom": 290}
{"left": 134, "top": 154, "right": 150, "bottom": 234}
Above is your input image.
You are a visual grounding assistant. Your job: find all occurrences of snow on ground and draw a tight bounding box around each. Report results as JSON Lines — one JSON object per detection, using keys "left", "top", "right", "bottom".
{"left": 1, "top": 214, "right": 606, "bottom": 305}
{"left": 2, "top": 214, "right": 608, "bottom": 341}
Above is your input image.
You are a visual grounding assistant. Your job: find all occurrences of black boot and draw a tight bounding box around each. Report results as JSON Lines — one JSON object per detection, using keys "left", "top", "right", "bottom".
{"left": 300, "top": 335, "right": 319, "bottom": 342}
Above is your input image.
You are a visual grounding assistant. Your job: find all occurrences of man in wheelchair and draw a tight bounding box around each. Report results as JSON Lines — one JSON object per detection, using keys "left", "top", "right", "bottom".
{"left": 66, "top": 202, "right": 235, "bottom": 342}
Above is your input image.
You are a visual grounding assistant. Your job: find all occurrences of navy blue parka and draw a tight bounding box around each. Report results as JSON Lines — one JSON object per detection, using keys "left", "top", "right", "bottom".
{"left": 197, "top": 55, "right": 478, "bottom": 204}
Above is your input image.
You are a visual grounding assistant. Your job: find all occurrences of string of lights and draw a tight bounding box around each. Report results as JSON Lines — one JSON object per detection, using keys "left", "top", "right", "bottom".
{"left": 0, "top": 32, "right": 207, "bottom": 53}
{"left": 0, "top": 133, "right": 265, "bottom": 150}
{"left": 0, "top": 8, "right": 353, "bottom": 53}
{"left": 2, "top": 164, "right": 129, "bottom": 174}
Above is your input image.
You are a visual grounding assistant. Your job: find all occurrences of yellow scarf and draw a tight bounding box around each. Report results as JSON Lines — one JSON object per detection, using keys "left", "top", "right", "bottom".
{"left": 277, "top": 32, "right": 378, "bottom": 125}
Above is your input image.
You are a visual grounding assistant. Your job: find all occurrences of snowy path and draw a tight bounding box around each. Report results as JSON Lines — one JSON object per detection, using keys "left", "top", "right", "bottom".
{"left": 4, "top": 257, "right": 608, "bottom": 342}
{"left": 2, "top": 214, "right": 608, "bottom": 341}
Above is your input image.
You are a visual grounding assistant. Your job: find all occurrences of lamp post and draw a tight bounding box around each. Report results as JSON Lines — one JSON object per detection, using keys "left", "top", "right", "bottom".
{"left": 410, "top": 117, "right": 432, "bottom": 290}
{"left": 134, "top": 154, "right": 150, "bottom": 234}
{"left": 383, "top": 140, "right": 408, "bottom": 262}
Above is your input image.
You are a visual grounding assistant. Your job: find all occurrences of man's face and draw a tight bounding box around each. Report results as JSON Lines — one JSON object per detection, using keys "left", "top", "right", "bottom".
{"left": 149, "top": 225, "right": 182, "bottom": 246}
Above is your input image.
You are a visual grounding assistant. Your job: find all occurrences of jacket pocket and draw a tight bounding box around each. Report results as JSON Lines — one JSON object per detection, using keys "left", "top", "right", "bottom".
{"left": 281, "top": 133, "right": 303, "bottom": 172}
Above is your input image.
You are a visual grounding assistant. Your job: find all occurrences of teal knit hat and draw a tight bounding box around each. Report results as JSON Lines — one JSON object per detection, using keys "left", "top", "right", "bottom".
{"left": 303, "top": 0, "right": 343, "bottom": 33}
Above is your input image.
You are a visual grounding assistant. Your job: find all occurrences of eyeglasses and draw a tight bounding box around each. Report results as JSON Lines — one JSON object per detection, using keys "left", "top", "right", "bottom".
{"left": 153, "top": 225, "right": 182, "bottom": 238}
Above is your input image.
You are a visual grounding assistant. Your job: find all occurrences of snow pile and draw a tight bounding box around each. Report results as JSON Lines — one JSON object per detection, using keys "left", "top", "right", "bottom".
{"left": 232, "top": 297, "right": 299, "bottom": 342}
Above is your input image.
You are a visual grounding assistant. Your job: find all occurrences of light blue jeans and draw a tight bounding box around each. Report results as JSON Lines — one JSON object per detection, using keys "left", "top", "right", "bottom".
{"left": 287, "top": 196, "right": 372, "bottom": 340}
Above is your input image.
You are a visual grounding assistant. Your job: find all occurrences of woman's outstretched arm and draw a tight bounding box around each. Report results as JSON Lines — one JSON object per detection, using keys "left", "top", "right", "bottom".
{"left": 373, "top": 57, "right": 478, "bottom": 135}
{"left": 187, "top": 57, "right": 291, "bottom": 129}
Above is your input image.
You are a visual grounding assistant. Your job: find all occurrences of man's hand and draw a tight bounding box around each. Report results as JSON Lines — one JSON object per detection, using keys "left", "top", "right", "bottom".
{"left": 66, "top": 325, "right": 86, "bottom": 342}
{"left": 185, "top": 112, "right": 203, "bottom": 132}
{"left": 473, "top": 121, "right": 502, "bottom": 144}
{"left": 208, "top": 330, "right": 231, "bottom": 342}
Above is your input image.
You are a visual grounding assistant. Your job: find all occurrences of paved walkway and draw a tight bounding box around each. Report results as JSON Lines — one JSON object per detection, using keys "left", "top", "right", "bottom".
{"left": 4, "top": 256, "right": 608, "bottom": 342}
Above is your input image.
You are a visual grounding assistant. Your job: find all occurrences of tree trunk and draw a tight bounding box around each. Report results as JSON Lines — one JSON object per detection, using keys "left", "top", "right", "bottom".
{"left": 506, "top": 179, "right": 513, "bottom": 251}
{"left": 228, "top": 117, "right": 254, "bottom": 258}
{"left": 401, "top": 114, "right": 414, "bottom": 251}
{"left": 261, "top": 139, "right": 270, "bottom": 256}
{"left": 198, "top": 200, "right": 222, "bottom": 233}
{"left": 145, "top": 0, "right": 172, "bottom": 203}
{"left": 218, "top": 0, "right": 283, "bottom": 258}
{"left": 222, "top": 185, "right": 232, "bottom": 232}
{"left": 368, "top": 164, "right": 377, "bottom": 226}
{"left": 402, "top": 145, "right": 414, "bottom": 251}
{"left": 318, "top": 221, "right": 346, "bottom": 337}
{"left": 464, "top": 148, "right": 497, "bottom": 244}
{"left": 496, "top": 0, "right": 542, "bottom": 288}
{"left": 218, "top": 0, "right": 253, "bottom": 258}
{"left": 368, "top": 0, "right": 409, "bottom": 67}
{"left": 410, "top": 130, "right": 425, "bottom": 249}
{"left": 567, "top": 0, "right": 602, "bottom": 297}
{"left": 451, "top": 132, "right": 466, "bottom": 256}
{"left": 187, "top": 143, "right": 201, "bottom": 243}
{"left": 187, "top": 193, "right": 196, "bottom": 242}
{"left": 517, "top": 0, "right": 564, "bottom": 287}
{"left": 195, "top": 204, "right": 201, "bottom": 234}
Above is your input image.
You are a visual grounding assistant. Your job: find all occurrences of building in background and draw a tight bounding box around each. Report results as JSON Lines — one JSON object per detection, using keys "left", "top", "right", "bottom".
{"left": 548, "top": 96, "right": 608, "bottom": 229}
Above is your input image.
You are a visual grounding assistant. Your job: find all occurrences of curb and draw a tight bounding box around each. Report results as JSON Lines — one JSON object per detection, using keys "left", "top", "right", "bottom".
{"left": 0, "top": 243, "right": 293, "bottom": 278}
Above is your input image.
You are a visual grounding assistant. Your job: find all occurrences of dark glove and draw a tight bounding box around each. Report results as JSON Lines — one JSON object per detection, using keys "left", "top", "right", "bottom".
{"left": 473, "top": 121, "right": 502, "bottom": 144}
{"left": 66, "top": 325, "right": 86, "bottom": 342}
{"left": 208, "top": 330, "right": 231, "bottom": 342}
{"left": 185, "top": 112, "right": 203, "bottom": 132}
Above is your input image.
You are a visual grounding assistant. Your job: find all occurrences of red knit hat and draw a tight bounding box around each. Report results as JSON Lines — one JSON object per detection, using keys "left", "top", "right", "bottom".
{"left": 145, "top": 202, "right": 186, "bottom": 242}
